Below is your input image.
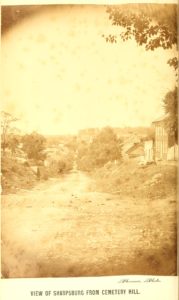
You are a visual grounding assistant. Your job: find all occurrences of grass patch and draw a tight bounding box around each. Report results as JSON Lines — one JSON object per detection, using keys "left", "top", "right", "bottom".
{"left": 90, "top": 161, "right": 177, "bottom": 201}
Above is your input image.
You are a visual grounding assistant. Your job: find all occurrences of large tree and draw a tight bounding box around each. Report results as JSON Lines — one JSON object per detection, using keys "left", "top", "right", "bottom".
{"left": 103, "top": 4, "right": 177, "bottom": 69}
{"left": 163, "top": 87, "right": 178, "bottom": 142}
{"left": 89, "top": 127, "right": 121, "bottom": 168}
{"left": 22, "top": 132, "right": 46, "bottom": 161}
{"left": 77, "top": 127, "right": 121, "bottom": 171}
{"left": 104, "top": 4, "right": 178, "bottom": 137}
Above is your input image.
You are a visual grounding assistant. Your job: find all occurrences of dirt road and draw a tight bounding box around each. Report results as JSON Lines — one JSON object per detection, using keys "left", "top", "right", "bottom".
{"left": 1, "top": 171, "right": 176, "bottom": 277}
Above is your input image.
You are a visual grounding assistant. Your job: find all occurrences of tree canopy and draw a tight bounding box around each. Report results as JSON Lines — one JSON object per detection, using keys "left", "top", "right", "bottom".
{"left": 163, "top": 87, "right": 178, "bottom": 141}
{"left": 104, "top": 4, "right": 178, "bottom": 139}
{"left": 22, "top": 132, "right": 46, "bottom": 161}
{"left": 77, "top": 127, "right": 122, "bottom": 171}
{"left": 89, "top": 127, "right": 121, "bottom": 167}
{"left": 1, "top": 111, "right": 19, "bottom": 153}
{"left": 103, "top": 4, "right": 177, "bottom": 70}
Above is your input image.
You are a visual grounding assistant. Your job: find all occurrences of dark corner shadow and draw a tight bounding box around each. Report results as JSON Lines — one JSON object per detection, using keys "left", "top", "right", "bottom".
{"left": 1, "top": 241, "right": 177, "bottom": 278}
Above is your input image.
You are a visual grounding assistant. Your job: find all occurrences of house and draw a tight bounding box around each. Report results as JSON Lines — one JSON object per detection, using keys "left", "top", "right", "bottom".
{"left": 152, "top": 116, "right": 178, "bottom": 161}
{"left": 120, "top": 135, "right": 143, "bottom": 160}
{"left": 122, "top": 141, "right": 144, "bottom": 161}
{"left": 125, "top": 143, "right": 144, "bottom": 160}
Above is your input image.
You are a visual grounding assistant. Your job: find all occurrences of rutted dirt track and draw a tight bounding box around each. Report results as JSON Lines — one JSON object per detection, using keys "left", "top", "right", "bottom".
{"left": 1, "top": 171, "right": 176, "bottom": 278}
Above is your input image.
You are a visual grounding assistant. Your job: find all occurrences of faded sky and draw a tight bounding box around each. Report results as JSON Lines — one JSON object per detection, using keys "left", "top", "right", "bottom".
{"left": 2, "top": 5, "right": 176, "bottom": 135}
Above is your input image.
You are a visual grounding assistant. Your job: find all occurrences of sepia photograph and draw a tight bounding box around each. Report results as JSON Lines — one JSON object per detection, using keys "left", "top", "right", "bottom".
{"left": 1, "top": 3, "right": 178, "bottom": 279}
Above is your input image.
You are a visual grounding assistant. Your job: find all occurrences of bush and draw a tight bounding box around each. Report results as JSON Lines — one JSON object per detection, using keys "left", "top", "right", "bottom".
{"left": 1, "top": 156, "right": 37, "bottom": 194}
{"left": 22, "top": 132, "right": 46, "bottom": 161}
{"left": 47, "top": 154, "right": 74, "bottom": 177}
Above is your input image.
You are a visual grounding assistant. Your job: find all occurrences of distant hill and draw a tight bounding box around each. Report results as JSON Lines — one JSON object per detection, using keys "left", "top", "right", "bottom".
{"left": 45, "top": 127, "right": 154, "bottom": 146}
{"left": 113, "top": 127, "right": 154, "bottom": 138}
{"left": 45, "top": 134, "right": 76, "bottom": 147}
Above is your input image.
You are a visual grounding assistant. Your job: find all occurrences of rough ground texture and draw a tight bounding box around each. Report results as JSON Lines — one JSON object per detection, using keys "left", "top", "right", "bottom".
{"left": 1, "top": 156, "right": 37, "bottom": 194}
{"left": 1, "top": 163, "right": 177, "bottom": 278}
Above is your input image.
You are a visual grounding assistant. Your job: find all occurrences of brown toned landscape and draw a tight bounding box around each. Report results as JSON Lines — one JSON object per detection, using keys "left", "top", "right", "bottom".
{"left": 1, "top": 155, "right": 177, "bottom": 277}
{"left": 1, "top": 4, "right": 177, "bottom": 278}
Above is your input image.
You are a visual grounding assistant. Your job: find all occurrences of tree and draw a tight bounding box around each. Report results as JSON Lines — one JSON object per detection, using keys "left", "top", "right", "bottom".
{"left": 90, "top": 127, "right": 121, "bottom": 167}
{"left": 22, "top": 132, "right": 46, "bottom": 161}
{"left": 7, "top": 134, "right": 20, "bottom": 155}
{"left": 103, "top": 4, "right": 177, "bottom": 70}
{"left": 1, "top": 111, "right": 19, "bottom": 154}
{"left": 163, "top": 87, "right": 178, "bottom": 142}
{"left": 104, "top": 4, "right": 178, "bottom": 140}
{"left": 77, "top": 127, "right": 122, "bottom": 171}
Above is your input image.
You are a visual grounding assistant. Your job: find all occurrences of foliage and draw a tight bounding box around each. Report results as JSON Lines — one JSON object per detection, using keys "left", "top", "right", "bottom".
{"left": 50, "top": 157, "right": 74, "bottom": 175}
{"left": 46, "top": 147, "right": 75, "bottom": 177}
{"left": 22, "top": 132, "right": 46, "bottom": 161}
{"left": 163, "top": 87, "right": 178, "bottom": 141}
{"left": 77, "top": 127, "right": 122, "bottom": 171}
{"left": 1, "top": 111, "right": 19, "bottom": 153}
{"left": 1, "top": 155, "right": 36, "bottom": 194}
{"left": 6, "top": 134, "right": 20, "bottom": 155}
{"left": 103, "top": 4, "right": 177, "bottom": 70}
{"left": 89, "top": 127, "right": 121, "bottom": 167}
{"left": 104, "top": 5, "right": 178, "bottom": 139}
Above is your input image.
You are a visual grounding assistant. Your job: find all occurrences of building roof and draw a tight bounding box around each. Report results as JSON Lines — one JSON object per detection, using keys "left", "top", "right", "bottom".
{"left": 152, "top": 115, "right": 167, "bottom": 123}
{"left": 122, "top": 142, "right": 135, "bottom": 154}
{"left": 126, "top": 143, "right": 144, "bottom": 156}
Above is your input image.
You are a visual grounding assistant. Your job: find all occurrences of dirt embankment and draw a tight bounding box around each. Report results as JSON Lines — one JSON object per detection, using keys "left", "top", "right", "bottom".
{"left": 89, "top": 161, "right": 177, "bottom": 201}
{"left": 1, "top": 156, "right": 37, "bottom": 194}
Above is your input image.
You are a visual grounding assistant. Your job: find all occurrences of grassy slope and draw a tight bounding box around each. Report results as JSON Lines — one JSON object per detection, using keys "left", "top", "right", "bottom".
{"left": 1, "top": 156, "right": 37, "bottom": 194}
{"left": 88, "top": 160, "right": 177, "bottom": 275}
{"left": 90, "top": 160, "right": 177, "bottom": 200}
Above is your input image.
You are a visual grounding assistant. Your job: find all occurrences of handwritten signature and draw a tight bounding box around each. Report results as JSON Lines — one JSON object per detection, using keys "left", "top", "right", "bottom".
{"left": 118, "top": 278, "right": 161, "bottom": 283}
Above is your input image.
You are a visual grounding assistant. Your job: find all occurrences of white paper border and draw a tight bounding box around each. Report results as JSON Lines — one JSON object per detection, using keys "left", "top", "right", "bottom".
{"left": 1, "top": 0, "right": 178, "bottom": 299}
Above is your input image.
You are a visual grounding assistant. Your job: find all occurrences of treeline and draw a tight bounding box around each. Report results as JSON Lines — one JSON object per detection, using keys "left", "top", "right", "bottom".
{"left": 1, "top": 111, "right": 76, "bottom": 193}
{"left": 1, "top": 111, "right": 74, "bottom": 169}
